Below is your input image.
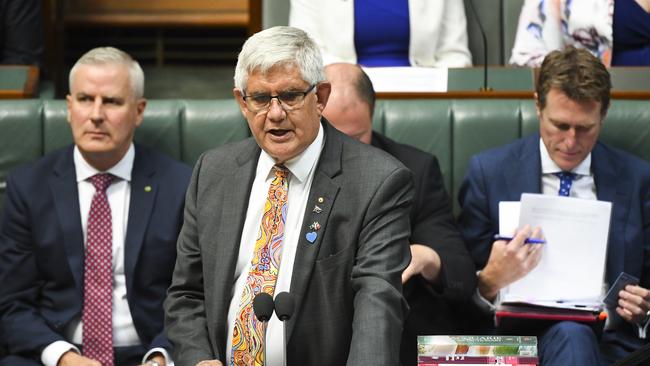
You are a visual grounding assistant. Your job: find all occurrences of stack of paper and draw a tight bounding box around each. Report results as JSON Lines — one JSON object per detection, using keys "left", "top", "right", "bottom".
{"left": 417, "top": 335, "right": 538, "bottom": 365}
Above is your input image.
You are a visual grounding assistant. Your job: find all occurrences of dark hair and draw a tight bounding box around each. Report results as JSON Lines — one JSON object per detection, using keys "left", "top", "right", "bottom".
{"left": 536, "top": 46, "right": 611, "bottom": 115}
{"left": 353, "top": 66, "right": 376, "bottom": 117}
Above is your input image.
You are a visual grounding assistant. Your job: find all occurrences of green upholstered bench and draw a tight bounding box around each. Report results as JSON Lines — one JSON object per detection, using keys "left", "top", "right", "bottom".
{"left": 1, "top": 98, "right": 649, "bottom": 214}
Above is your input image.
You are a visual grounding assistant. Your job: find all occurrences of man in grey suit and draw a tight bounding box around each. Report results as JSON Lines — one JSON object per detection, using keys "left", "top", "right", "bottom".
{"left": 164, "top": 26, "right": 414, "bottom": 366}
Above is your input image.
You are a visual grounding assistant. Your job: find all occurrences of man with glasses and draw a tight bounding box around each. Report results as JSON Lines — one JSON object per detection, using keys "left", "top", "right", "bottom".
{"left": 164, "top": 26, "right": 414, "bottom": 366}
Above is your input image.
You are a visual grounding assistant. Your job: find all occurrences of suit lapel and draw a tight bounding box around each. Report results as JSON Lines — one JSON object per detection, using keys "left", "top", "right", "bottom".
{"left": 505, "top": 135, "right": 542, "bottom": 198}
{"left": 211, "top": 142, "right": 259, "bottom": 323}
{"left": 592, "top": 143, "right": 630, "bottom": 282}
{"left": 49, "top": 147, "right": 85, "bottom": 292}
{"left": 124, "top": 146, "right": 157, "bottom": 292}
{"left": 286, "top": 122, "right": 342, "bottom": 340}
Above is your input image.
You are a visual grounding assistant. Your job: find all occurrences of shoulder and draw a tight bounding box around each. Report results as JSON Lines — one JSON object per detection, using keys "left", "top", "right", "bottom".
{"left": 7, "top": 146, "right": 71, "bottom": 183}
{"left": 372, "top": 132, "right": 437, "bottom": 170}
{"left": 195, "top": 137, "right": 259, "bottom": 170}
{"left": 471, "top": 135, "right": 536, "bottom": 167}
{"left": 135, "top": 144, "right": 192, "bottom": 179}
{"left": 595, "top": 142, "right": 650, "bottom": 178}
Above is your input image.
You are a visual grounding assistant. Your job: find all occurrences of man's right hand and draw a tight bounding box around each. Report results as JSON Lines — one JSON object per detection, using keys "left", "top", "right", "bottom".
{"left": 477, "top": 225, "right": 543, "bottom": 301}
{"left": 196, "top": 361, "right": 224, "bottom": 366}
{"left": 58, "top": 351, "right": 101, "bottom": 366}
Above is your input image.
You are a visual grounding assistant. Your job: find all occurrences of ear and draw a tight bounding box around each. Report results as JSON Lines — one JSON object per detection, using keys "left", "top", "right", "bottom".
{"left": 315, "top": 82, "right": 331, "bottom": 113}
{"left": 66, "top": 94, "right": 73, "bottom": 124}
{"left": 134, "top": 98, "right": 147, "bottom": 127}
{"left": 233, "top": 88, "right": 248, "bottom": 118}
{"left": 534, "top": 92, "right": 542, "bottom": 120}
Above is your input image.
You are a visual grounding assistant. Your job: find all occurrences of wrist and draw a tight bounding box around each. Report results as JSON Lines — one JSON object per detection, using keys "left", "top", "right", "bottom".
{"left": 477, "top": 270, "right": 500, "bottom": 301}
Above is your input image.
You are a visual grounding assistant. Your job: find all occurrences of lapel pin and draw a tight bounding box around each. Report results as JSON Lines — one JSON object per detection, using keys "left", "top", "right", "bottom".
{"left": 318, "top": 197, "right": 324, "bottom": 203}
{"left": 144, "top": 186, "right": 152, "bottom": 192}
{"left": 306, "top": 231, "right": 317, "bottom": 243}
{"left": 313, "top": 205, "right": 323, "bottom": 214}
{"left": 309, "top": 222, "right": 321, "bottom": 231}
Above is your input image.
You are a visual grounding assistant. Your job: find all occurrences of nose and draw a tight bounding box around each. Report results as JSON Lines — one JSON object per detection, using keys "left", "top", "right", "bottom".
{"left": 90, "top": 97, "right": 104, "bottom": 124}
{"left": 266, "top": 98, "right": 286, "bottom": 121}
{"left": 564, "top": 128, "right": 577, "bottom": 149}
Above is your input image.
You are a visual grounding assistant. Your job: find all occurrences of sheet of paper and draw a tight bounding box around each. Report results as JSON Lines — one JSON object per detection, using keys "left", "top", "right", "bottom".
{"left": 361, "top": 66, "right": 448, "bottom": 92}
{"left": 502, "top": 193, "right": 612, "bottom": 303}
{"left": 498, "top": 201, "right": 520, "bottom": 236}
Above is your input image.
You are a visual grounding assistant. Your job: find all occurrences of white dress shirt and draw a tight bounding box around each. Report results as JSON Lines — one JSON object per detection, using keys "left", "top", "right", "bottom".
{"left": 226, "top": 124, "right": 324, "bottom": 366}
{"left": 41, "top": 144, "right": 171, "bottom": 366}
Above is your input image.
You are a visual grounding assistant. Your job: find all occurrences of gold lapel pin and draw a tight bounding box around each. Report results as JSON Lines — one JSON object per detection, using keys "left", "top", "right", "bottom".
{"left": 317, "top": 197, "right": 324, "bottom": 203}
{"left": 144, "top": 186, "right": 152, "bottom": 192}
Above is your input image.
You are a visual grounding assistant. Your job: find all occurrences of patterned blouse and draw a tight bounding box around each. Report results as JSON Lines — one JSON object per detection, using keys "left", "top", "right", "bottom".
{"left": 510, "top": 0, "right": 613, "bottom": 67}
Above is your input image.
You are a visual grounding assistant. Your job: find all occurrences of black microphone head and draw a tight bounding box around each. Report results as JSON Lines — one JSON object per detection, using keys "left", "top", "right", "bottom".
{"left": 253, "top": 292, "right": 275, "bottom": 322}
{"left": 274, "top": 292, "right": 295, "bottom": 321}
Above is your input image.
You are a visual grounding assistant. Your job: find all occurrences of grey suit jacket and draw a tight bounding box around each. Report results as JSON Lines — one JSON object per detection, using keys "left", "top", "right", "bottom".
{"left": 165, "top": 121, "right": 413, "bottom": 365}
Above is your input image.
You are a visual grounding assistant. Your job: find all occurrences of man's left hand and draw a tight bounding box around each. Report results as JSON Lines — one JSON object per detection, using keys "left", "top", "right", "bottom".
{"left": 402, "top": 244, "right": 441, "bottom": 284}
{"left": 617, "top": 285, "right": 650, "bottom": 324}
{"left": 140, "top": 354, "right": 166, "bottom": 366}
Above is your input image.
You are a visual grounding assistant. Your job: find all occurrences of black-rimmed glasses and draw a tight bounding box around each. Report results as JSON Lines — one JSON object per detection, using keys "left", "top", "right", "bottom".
{"left": 242, "top": 84, "right": 316, "bottom": 113}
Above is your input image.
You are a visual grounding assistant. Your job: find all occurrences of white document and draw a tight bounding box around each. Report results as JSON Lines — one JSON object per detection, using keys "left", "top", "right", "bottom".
{"left": 501, "top": 193, "right": 612, "bottom": 305}
{"left": 498, "top": 201, "right": 520, "bottom": 236}
{"left": 361, "top": 66, "right": 448, "bottom": 92}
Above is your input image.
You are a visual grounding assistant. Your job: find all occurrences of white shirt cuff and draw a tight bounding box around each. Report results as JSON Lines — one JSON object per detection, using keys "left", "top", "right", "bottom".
{"left": 637, "top": 315, "right": 650, "bottom": 339}
{"left": 41, "top": 341, "right": 79, "bottom": 366}
{"left": 143, "top": 347, "right": 174, "bottom": 366}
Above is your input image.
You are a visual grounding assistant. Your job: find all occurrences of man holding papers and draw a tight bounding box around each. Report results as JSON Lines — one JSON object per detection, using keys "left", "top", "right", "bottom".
{"left": 458, "top": 46, "right": 650, "bottom": 365}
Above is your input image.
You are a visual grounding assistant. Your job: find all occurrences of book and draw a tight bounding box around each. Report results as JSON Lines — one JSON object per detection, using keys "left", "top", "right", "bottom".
{"left": 418, "top": 355, "right": 538, "bottom": 365}
{"left": 418, "top": 335, "right": 538, "bottom": 359}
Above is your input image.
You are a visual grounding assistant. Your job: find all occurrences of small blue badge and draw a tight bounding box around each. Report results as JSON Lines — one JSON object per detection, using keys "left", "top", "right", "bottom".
{"left": 306, "top": 231, "right": 317, "bottom": 243}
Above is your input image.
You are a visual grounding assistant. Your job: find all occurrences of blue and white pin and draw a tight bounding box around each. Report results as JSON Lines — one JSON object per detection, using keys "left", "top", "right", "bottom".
{"left": 306, "top": 221, "right": 321, "bottom": 243}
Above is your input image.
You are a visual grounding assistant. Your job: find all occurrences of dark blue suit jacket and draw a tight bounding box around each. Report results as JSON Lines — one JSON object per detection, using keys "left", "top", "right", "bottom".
{"left": 0, "top": 144, "right": 191, "bottom": 359}
{"left": 458, "top": 133, "right": 650, "bottom": 355}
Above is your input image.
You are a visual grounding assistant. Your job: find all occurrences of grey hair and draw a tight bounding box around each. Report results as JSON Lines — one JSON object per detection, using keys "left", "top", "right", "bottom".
{"left": 69, "top": 47, "right": 145, "bottom": 98}
{"left": 234, "top": 26, "right": 324, "bottom": 91}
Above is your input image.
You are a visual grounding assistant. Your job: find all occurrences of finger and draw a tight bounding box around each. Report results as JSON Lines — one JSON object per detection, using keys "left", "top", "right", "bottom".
{"left": 619, "top": 289, "right": 645, "bottom": 307}
{"left": 616, "top": 306, "right": 634, "bottom": 322}
{"left": 402, "top": 263, "right": 415, "bottom": 284}
{"left": 619, "top": 297, "right": 644, "bottom": 318}
{"left": 625, "top": 285, "right": 650, "bottom": 300}
{"left": 511, "top": 225, "right": 532, "bottom": 249}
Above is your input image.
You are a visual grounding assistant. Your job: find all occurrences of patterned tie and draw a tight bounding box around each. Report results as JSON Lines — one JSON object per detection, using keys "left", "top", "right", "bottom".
{"left": 82, "top": 173, "right": 114, "bottom": 365}
{"left": 555, "top": 171, "right": 576, "bottom": 197}
{"left": 232, "top": 165, "right": 289, "bottom": 366}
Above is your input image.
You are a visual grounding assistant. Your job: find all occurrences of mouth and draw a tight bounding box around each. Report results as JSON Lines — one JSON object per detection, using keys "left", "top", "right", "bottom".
{"left": 267, "top": 129, "right": 293, "bottom": 141}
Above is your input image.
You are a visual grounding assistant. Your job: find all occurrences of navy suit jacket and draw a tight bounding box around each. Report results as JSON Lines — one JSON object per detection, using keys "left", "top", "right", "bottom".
{"left": 0, "top": 144, "right": 191, "bottom": 359}
{"left": 458, "top": 133, "right": 650, "bottom": 353}
{"left": 371, "top": 132, "right": 476, "bottom": 366}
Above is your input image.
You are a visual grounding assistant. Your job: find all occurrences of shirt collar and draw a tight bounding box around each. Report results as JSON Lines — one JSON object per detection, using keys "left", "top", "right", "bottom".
{"left": 539, "top": 137, "right": 591, "bottom": 176}
{"left": 257, "top": 122, "right": 324, "bottom": 183}
{"left": 74, "top": 143, "right": 135, "bottom": 183}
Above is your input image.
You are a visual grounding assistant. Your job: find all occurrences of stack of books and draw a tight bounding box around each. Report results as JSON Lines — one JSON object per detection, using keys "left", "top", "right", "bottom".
{"left": 417, "top": 335, "right": 538, "bottom": 365}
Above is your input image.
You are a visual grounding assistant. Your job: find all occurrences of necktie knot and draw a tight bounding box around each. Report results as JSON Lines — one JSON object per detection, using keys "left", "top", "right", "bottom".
{"left": 90, "top": 173, "right": 114, "bottom": 192}
{"left": 554, "top": 171, "right": 576, "bottom": 197}
{"left": 272, "top": 165, "right": 289, "bottom": 180}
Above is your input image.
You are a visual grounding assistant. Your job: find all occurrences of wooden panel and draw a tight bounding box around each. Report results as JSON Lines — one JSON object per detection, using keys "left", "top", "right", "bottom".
{"left": 0, "top": 66, "right": 40, "bottom": 99}
{"left": 62, "top": 0, "right": 250, "bottom": 27}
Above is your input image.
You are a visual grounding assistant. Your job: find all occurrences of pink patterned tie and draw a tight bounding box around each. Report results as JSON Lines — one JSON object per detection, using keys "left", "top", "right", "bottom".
{"left": 232, "top": 165, "right": 289, "bottom": 366}
{"left": 82, "top": 173, "right": 114, "bottom": 365}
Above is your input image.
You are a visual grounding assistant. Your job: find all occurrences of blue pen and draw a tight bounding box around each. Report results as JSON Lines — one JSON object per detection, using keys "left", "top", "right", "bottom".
{"left": 493, "top": 234, "right": 546, "bottom": 244}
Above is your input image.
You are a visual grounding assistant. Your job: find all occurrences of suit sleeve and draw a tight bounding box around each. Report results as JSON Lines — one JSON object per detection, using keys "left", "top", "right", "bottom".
{"left": 457, "top": 155, "right": 498, "bottom": 269}
{"left": 164, "top": 154, "right": 220, "bottom": 364}
{"left": 346, "top": 166, "right": 413, "bottom": 365}
{"left": 410, "top": 155, "right": 476, "bottom": 300}
{"left": 0, "top": 173, "right": 64, "bottom": 355}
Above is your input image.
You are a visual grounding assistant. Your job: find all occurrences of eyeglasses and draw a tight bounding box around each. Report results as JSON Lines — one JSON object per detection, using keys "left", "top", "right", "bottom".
{"left": 242, "top": 84, "right": 316, "bottom": 113}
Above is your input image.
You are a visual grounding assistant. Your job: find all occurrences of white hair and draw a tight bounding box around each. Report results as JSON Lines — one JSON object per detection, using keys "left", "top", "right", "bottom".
{"left": 69, "top": 47, "right": 145, "bottom": 98}
{"left": 234, "top": 26, "right": 324, "bottom": 91}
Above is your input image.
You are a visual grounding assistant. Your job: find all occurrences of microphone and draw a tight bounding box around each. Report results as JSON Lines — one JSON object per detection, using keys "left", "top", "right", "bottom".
{"left": 466, "top": 0, "right": 493, "bottom": 92}
{"left": 253, "top": 292, "right": 275, "bottom": 322}
{"left": 274, "top": 292, "right": 295, "bottom": 321}
{"left": 252, "top": 292, "right": 274, "bottom": 364}
{"left": 274, "top": 292, "right": 295, "bottom": 366}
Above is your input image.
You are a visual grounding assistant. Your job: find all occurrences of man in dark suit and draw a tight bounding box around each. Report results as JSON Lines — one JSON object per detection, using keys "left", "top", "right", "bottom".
{"left": 164, "top": 26, "right": 413, "bottom": 366}
{"left": 458, "top": 47, "right": 650, "bottom": 365}
{"left": 322, "top": 62, "right": 477, "bottom": 366}
{"left": 0, "top": 47, "right": 191, "bottom": 366}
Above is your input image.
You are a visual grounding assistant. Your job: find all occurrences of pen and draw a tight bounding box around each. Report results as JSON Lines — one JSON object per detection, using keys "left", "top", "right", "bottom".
{"left": 493, "top": 234, "right": 546, "bottom": 244}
